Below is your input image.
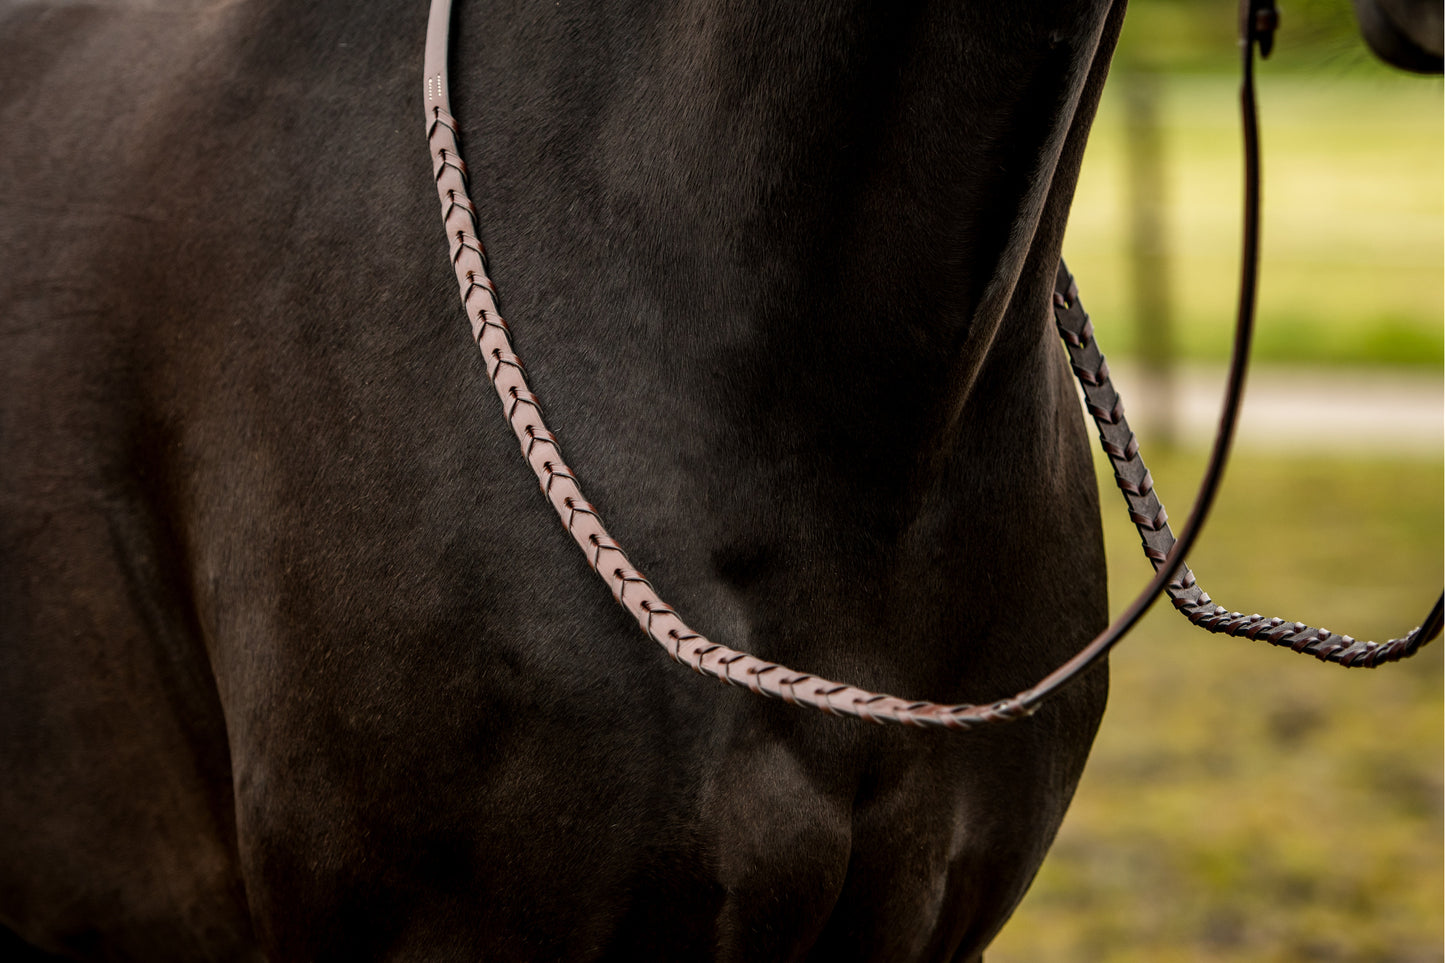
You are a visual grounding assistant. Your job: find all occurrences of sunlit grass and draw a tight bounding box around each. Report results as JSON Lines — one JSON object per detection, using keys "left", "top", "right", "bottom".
{"left": 1066, "top": 72, "right": 1443, "bottom": 367}
{"left": 990, "top": 450, "right": 1443, "bottom": 961}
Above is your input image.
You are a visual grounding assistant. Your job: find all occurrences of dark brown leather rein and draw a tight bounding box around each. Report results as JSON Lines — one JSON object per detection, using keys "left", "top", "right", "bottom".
{"left": 421, "top": 0, "right": 1443, "bottom": 729}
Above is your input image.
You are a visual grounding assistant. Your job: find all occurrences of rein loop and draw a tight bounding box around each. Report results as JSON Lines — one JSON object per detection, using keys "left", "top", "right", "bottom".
{"left": 421, "top": 0, "right": 1442, "bottom": 729}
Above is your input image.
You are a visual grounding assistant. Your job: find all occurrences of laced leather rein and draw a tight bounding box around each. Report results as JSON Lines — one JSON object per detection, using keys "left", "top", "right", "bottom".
{"left": 421, "top": 0, "right": 1443, "bottom": 729}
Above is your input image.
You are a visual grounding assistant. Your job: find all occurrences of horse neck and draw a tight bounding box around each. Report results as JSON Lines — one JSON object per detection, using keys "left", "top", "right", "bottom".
{"left": 445, "top": 0, "right": 1120, "bottom": 486}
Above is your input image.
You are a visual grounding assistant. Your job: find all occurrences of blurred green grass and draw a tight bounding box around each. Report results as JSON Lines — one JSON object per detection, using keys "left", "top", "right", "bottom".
{"left": 992, "top": 3, "right": 1441, "bottom": 957}
{"left": 990, "top": 450, "right": 1443, "bottom": 962}
{"left": 1066, "top": 72, "right": 1443, "bottom": 367}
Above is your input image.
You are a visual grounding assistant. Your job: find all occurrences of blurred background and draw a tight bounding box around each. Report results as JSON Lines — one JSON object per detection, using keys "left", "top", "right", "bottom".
{"left": 990, "top": 1, "right": 1443, "bottom": 960}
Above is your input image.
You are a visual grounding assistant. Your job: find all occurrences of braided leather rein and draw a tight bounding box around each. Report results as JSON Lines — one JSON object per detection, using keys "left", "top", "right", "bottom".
{"left": 420, "top": 0, "right": 1442, "bottom": 729}
{"left": 1054, "top": 264, "right": 1443, "bottom": 667}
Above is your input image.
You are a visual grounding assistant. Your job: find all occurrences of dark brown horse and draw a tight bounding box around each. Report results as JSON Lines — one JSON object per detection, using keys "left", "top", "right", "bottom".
{"left": 1, "top": 2, "right": 1117, "bottom": 958}
{"left": 0, "top": 0, "right": 1435, "bottom": 959}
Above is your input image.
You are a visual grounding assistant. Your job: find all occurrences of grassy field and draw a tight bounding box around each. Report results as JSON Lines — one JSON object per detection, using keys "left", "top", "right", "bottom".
{"left": 1065, "top": 70, "right": 1443, "bottom": 367}
{"left": 989, "top": 450, "right": 1443, "bottom": 961}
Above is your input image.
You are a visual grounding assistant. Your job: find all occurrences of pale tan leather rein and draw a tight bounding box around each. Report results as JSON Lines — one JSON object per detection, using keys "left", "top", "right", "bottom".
{"left": 421, "top": 0, "right": 1442, "bottom": 729}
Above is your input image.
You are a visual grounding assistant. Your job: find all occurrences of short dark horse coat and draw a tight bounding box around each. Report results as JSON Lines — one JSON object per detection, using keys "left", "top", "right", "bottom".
{"left": 1, "top": 1, "right": 1128, "bottom": 959}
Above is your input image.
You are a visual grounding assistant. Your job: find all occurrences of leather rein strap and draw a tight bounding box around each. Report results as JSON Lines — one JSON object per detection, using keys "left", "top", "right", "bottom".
{"left": 421, "top": 0, "right": 1443, "bottom": 729}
